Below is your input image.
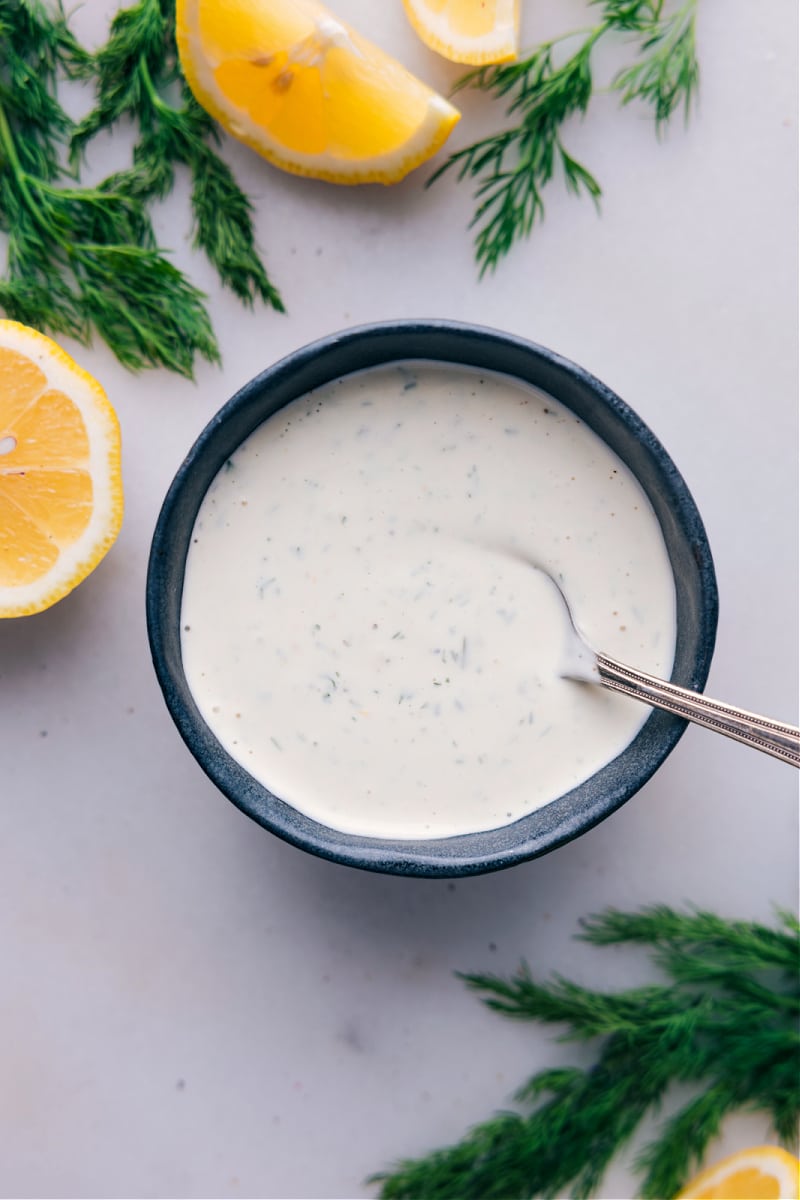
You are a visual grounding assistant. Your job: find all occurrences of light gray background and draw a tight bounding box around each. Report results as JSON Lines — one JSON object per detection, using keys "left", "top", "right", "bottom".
{"left": 1, "top": 2, "right": 797, "bottom": 1197}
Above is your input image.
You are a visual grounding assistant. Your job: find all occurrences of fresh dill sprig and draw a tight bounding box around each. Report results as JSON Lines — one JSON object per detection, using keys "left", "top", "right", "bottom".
{"left": 429, "top": 33, "right": 602, "bottom": 275}
{"left": 373, "top": 906, "right": 800, "bottom": 1200}
{"left": 0, "top": 0, "right": 219, "bottom": 375}
{"left": 612, "top": 0, "right": 700, "bottom": 127}
{"left": 0, "top": 0, "right": 87, "bottom": 176}
{"left": 432, "top": 0, "right": 701, "bottom": 274}
{"left": 71, "top": 0, "right": 284, "bottom": 312}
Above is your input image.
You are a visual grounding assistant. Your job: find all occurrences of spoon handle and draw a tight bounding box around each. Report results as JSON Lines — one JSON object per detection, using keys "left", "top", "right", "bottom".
{"left": 595, "top": 653, "right": 800, "bottom": 767}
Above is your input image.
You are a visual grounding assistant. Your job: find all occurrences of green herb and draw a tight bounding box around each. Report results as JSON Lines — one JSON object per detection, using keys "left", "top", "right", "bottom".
{"left": 0, "top": 0, "right": 219, "bottom": 375}
{"left": 70, "top": 0, "right": 283, "bottom": 313}
{"left": 0, "top": 0, "right": 283, "bottom": 376}
{"left": 431, "top": 0, "right": 700, "bottom": 275}
{"left": 373, "top": 906, "right": 800, "bottom": 1200}
{"left": 612, "top": 0, "right": 700, "bottom": 126}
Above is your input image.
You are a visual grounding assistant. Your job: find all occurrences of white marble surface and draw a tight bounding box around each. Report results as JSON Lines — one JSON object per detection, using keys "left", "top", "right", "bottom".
{"left": 1, "top": 2, "right": 797, "bottom": 1197}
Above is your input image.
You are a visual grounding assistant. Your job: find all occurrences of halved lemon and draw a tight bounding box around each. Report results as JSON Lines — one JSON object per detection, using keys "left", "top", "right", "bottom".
{"left": 0, "top": 321, "right": 123, "bottom": 618}
{"left": 176, "top": 0, "right": 461, "bottom": 184}
{"left": 403, "top": 0, "right": 520, "bottom": 65}
{"left": 676, "top": 1145, "right": 800, "bottom": 1200}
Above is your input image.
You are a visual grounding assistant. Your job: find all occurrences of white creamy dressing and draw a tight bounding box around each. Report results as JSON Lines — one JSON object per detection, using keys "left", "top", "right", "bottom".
{"left": 181, "top": 364, "right": 676, "bottom": 839}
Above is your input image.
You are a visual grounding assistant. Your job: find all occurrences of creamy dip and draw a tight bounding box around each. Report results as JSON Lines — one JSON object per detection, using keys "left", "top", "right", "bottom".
{"left": 181, "top": 364, "right": 676, "bottom": 839}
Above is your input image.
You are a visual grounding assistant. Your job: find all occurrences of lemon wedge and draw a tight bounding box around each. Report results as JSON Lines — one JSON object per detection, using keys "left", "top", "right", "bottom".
{"left": 176, "top": 0, "right": 461, "bottom": 183}
{"left": 0, "top": 320, "right": 123, "bottom": 618}
{"left": 676, "top": 1145, "right": 800, "bottom": 1200}
{"left": 403, "top": 0, "right": 520, "bottom": 65}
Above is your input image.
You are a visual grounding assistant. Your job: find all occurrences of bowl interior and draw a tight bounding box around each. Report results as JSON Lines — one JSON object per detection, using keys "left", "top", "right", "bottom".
{"left": 146, "top": 321, "right": 718, "bottom": 877}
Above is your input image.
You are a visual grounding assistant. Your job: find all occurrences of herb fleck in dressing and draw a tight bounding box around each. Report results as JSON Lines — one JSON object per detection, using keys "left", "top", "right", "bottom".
{"left": 181, "top": 365, "right": 676, "bottom": 839}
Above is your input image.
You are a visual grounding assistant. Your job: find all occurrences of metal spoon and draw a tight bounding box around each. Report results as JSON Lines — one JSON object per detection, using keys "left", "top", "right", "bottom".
{"left": 535, "top": 566, "right": 800, "bottom": 768}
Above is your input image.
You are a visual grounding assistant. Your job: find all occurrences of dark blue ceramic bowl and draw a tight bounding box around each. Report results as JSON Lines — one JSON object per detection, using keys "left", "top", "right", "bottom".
{"left": 146, "top": 321, "right": 718, "bottom": 877}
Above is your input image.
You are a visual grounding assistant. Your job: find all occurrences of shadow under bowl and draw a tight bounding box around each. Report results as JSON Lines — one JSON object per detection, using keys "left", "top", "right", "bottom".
{"left": 146, "top": 320, "right": 718, "bottom": 878}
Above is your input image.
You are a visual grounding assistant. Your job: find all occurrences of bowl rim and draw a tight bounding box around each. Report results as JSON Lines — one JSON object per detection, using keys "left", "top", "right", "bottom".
{"left": 146, "top": 319, "right": 718, "bottom": 877}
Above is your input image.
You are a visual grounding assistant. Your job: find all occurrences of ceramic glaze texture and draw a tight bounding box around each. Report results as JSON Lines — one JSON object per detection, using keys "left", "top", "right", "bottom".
{"left": 179, "top": 362, "right": 677, "bottom": 839}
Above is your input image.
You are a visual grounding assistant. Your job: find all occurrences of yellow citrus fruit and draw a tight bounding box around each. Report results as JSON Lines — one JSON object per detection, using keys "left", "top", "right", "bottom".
{"left": 403, "top": 0, "right": 520, "bottom": 65}
{"left": 176, "top": 0, "right": 461, "bottom": 184}
{"left": 676, "top": 1145, "right": 800, "bottom": 1200}
{"left": 0, "top": 320, "right": 123, "bottom": 618}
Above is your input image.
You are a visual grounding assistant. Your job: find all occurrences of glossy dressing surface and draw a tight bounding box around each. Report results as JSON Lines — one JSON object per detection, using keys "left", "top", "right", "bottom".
{"left": 180, "top": 364, "right": 677, "bottom": 839}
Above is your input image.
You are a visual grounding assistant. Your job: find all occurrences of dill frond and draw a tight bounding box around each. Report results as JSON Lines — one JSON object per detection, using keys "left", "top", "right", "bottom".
{"left": 433, "top": 0, "right": 702, "bottom": 273}
{"left": 71, "top": 0, "right": 284, "bottom": 312}
{"left": 0, "top": 0, "right": 284, "bottom": 375}
{"left": 373, "top": 906, "right": 800, "bottom": 1200}
{"left": 0, "top": 0, "right": 219, "bottom": 375}
{"left": 612, "top": 0, "right": 700, "bottom": 128}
